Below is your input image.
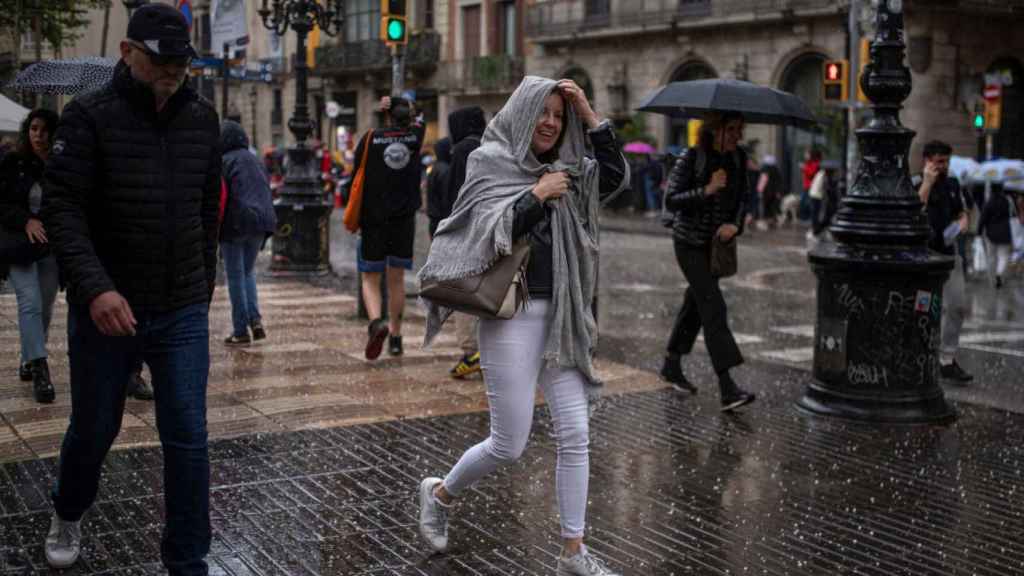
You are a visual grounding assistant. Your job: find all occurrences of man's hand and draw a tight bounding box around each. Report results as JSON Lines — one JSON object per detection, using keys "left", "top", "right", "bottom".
{"left": 706, "top": 169, "right": 728, "bottom": 196}
{"left": 717, "top": 224, "right": 739, "bottom": 242}
{"left": 89, "top": 291, "right": 137, "bottom": 336}
{"left": 379, "top": 96, "right": 391, "bottom": 112}
{"left": 959, "top": 212, "right": 969, "bottom": 232}
{"left": 532, "top": 171, "right": 570, "bottom": 203}
{"left": 923, "top": 161, "right": 941, "bottom": 188}
{"left": 25, "top": 218, "right": 47, "bottom": 244}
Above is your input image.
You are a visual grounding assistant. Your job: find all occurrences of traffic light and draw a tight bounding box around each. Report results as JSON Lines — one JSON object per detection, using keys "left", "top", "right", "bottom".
{"left": 381, "top": 0, "right": 407, "bottom": 46}
{"left": 974, "top": 101, "right": 986, "bottom": 131}
{"left": 822, "top": 60, "right": 849, "bottom": 103}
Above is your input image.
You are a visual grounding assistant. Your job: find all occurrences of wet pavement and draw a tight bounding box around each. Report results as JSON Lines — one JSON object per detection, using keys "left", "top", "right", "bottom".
{"left": 1, "top": 212, "right": 1023, "bottom": 574}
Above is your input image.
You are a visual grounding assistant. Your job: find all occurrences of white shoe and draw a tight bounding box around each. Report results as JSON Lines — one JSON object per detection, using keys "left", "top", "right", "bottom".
{"left": 44, "top": 512, "right": 81, "bottom": 569}
{"left": 418, "top": 477, "right": 449, "bottom": 552}
{"left": 557, "top": 544, "right": 621, "bottom": 575}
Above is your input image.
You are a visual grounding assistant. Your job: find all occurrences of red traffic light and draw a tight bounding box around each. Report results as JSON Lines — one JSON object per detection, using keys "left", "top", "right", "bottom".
{"left": 825, "top": 63, "right": 842, "bottom": 82}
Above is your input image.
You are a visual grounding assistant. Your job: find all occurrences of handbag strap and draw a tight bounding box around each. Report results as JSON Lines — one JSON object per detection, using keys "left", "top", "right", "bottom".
{"left": 357, "top": 129, "right": 373, "bottom": 178}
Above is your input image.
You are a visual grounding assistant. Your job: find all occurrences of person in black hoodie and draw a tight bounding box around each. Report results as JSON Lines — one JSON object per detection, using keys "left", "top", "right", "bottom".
{"left": 353, "top": 96, "right": 425, "bottom": 359}
{"left": 220, "top": 120, "right": 277, "bottom": 345}
{"left": 445, "top": 106, "right": 486, "bottom": 379}
{"left": 979, "top": 182, "right": 1015, "bottom": 289}
{"left": 0, "top": 108, "right": 59, "bottom": 403}
{"left": 39, "top": 5, "right": 220, "bottom": 573}
{"left": 425, "top": 136, "right": 451, "bottom": 238}
{"left": 659, "top": 112, "right": 755, "bottom": 412}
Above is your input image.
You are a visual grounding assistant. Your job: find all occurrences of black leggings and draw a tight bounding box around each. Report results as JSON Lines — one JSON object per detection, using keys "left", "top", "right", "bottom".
{"left": 666, "top": 241, "right": 744, "bottom": 374}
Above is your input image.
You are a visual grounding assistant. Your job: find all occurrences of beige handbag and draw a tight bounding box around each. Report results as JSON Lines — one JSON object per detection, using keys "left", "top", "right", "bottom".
{"left": 420, "top": 241, "right": 531, "bottom": 319}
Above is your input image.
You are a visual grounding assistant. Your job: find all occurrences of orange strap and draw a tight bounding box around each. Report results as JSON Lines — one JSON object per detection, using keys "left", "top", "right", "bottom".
{"left": 343, "top": 130, "right": 372, "bottom": 233}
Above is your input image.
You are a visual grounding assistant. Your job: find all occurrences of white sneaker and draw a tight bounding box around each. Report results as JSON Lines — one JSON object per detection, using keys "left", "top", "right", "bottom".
{"left": 557, "top": 544, "right": 621, "bottom": 575}
{"left": 418, "top": 477, "right": 449, "bottom": 552}
{"left": 44, "top": 512, "right": 81, "bottom": 569}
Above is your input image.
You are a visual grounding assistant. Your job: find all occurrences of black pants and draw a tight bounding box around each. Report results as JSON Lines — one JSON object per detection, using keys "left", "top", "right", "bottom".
{"left": 666, "top": 241, "right": 744, "bottom": 374}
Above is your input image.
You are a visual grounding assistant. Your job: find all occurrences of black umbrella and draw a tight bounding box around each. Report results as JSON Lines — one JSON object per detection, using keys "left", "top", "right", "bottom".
{"left": 9, "top": 57, "right": 117, "bottom": 96}
{"left": 637, "top": 79, "right": 818, "bottom": 128}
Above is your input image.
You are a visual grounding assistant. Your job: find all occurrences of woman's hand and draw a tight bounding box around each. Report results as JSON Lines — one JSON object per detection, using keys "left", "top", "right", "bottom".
{"left": 717, "top": 223, "right": 739, "bottom": 242}
{"left": 379, "top": 96, "right": 391, "bottom": 112}
{"left": 557, "top": 79, "right": 599, "bottom": 129}
{"left": 706, "top": 169, "right": 727, "bottom": 196}
{"left": 533, "top": 171, "right": 570, "bottom": 203}
{"left": 25, "top": 218, "right": 47, "bottom": 244}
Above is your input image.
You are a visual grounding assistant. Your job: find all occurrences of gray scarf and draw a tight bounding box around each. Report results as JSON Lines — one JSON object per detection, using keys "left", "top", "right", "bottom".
{"left": 419, "top": 76, "right": 618, "bottom": 396}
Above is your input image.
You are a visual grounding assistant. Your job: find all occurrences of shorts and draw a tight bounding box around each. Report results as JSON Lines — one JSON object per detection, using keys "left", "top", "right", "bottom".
{"left": 358, "top": 216, "right": 416, "bottom": 272}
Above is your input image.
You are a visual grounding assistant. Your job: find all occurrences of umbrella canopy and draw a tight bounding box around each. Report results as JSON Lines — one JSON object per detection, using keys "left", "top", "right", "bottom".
{"left": 636, "top": 79, "right": 818, "bottom": 128}
{"left": 948, "top": 155, "right": 979, "bottom": 183}
{"left": 0, "top": 93, "right": 30, "bottom": 133}
{"left": 968, "top": 159, "right": 1024, "bottom": 184}
{"left": 623, "top": 141, "right": 656, "bottom": 155}
{"left": 9, "top": 57, "right": 118, "bottom": 96}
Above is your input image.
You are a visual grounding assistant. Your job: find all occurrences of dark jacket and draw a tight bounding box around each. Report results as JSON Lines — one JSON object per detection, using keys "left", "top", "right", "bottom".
{"left": 913, "top": 174, "right": 966, "bottom": 255}
{"left": 220, "top": 120, "right": 277, "bottom": 242}
{"left": 664, "top": 145, "right": 747, "bottom": 247}
{"left": 41, "top": 61, "right": 221, "bottom": 313}
{"left": 979, "top": 189, "right": 1014, "bottom": 245}
{"left": 353, "top": 119, "right": 426, "bottom": 227}
{"left": 446, "top": 107, "right": 486, "bottom": 211}
{"left": 0, "top": 151, "right": 45, "bottom": 234}
{"left": 512, "top": 121, "right": 628, "bottom": 297}
{"left": 426, "top": 136, "right": 451, "bottom": 235}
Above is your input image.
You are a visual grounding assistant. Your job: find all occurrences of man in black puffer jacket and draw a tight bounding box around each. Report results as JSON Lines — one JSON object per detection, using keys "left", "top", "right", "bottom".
{"left": 39, "top": 5, "right": 220, "bottom": 575}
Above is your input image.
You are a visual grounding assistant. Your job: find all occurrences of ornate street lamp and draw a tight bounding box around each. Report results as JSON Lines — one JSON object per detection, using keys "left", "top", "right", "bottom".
{"left": 797, "top": 0, "right": 956, "bottom": 423}
{"left": 259, "top": 0, "right": 344, "bottom": 273}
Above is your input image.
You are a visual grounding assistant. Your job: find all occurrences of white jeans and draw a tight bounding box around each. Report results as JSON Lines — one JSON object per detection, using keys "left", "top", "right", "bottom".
{"left": 442, "top": 299, "right": 590, "bottom": 539}
{"left": 993, "top": 243, "right": 1011, "bottom": 277}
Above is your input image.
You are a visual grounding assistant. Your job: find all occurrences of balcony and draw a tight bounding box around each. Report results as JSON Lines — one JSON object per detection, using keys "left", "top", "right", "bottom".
{"left": 526, "top": 0, "right": 846, "bottom": 41}
{"left": 445, "top": 55, "right": 525, "bottom": 95}
{"left": 314, "top": 30, "right": 441, "bottom": 77}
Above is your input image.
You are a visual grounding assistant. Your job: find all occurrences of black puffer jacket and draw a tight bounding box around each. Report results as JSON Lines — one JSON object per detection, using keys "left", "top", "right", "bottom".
{"left": 42, "top": 61, "right": 221, "bottom": 313}
{"left": 0, "top": 151, "right": 45, "bottom": 233}
{"left": 664, "top": 146, "right": 747, "bottom": 247}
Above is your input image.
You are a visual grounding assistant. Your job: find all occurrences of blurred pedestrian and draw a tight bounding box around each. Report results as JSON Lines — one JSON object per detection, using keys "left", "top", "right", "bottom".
{"left": 979, "top": 181, "right": 1015, "bottom": 289}
{"left": 914, "top": 140, "right": 972, "bottom": 383}
{"left": 219, "top": 120, "right": 276, "bottom": 345}
{"left": 417, "top": 76, "right": 628, "bottom": 575}
{"left": 757, "top": 154, "right": 782, "bottom": 229}
{"left": 800, "top": 147, "right": 821, "bottom": 221}
{"left": 445, "top": 106, "right": 486, "bottom": 378}
{"left": 425, "top": 137, "right": 451, "bottom": 238}
{"left": 0, "top": 108, "right": 60, "bottom": 403}
{"left": 40, "top": 4, "right": 219, "bottom": 573}
{"left": 808, "top": 160, "right": 840, "bottom": 240}
{"left": 660, "top": 111, "right": 755, "bottom": 412}
{"left": 351, "top": 96, "right": 425, "bottom": 359}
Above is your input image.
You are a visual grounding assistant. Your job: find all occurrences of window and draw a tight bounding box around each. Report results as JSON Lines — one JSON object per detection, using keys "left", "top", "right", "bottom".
{"left": 346, "top": 0, "right": 381, "bottom": 43}
{"left": 423, "top": 0, "right": 435, "bottom": 29}
{"left": 499, "top": 1, "right": 516, "bottom": 56}
{"left": 462, "top": 5, "right": 482, "bottom": 59}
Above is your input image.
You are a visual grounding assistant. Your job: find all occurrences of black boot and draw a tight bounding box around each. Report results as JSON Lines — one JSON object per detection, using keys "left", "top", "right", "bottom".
{"left": 660, "top": 355, "right": 697, "bottom": 394}
{"left": 19, "top": 362, "right": 32, "bottom": 382}
{"left": 31, "top": 358, "right": 55, "bottom": 404}
{"left": 718, "top": 370, "right": 754, "bottom": 412}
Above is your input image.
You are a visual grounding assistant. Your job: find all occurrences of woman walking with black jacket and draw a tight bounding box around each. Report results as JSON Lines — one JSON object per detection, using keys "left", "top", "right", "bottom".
{"left": 978, "top": 183, "right": 1015, "bottom": 289}
{"left": 659, "top": 112, "right": 755, "bottom": 411}
{"left": 0, "top": 108, "right": 60, "bottom": 403}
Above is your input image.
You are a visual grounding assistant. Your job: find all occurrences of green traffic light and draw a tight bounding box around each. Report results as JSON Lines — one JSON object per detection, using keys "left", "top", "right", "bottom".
{"left": 974, "top": 114, "right": 984, "bottom": 129}
{"left": 387, "top": 18, "right": 405, "bottom": 41}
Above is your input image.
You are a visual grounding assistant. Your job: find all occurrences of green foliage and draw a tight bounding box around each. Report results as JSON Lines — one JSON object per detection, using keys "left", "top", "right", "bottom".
{"left": 0, "top": 0, "right": 112, "bottom": 53}
{"left": 615, "top": 113, "right": 655, "bottom": 145}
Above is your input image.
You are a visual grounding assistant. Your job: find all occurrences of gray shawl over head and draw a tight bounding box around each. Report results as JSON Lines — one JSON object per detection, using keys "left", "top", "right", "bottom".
{"left": 419, "top": 75, "right": 610, "bottom": 393}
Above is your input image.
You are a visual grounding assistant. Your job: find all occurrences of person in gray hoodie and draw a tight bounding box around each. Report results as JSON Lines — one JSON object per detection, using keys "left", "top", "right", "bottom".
{"left": 219, "top": 121, "right": 277, "bottom": 345}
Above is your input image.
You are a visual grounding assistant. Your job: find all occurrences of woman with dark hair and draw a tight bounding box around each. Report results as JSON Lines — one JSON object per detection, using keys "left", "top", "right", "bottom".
{"left": 0, "top": 108, "right": 60, "bottom": 402}
{"left": 659, "top": 111, "right": 756, "bottom": 411}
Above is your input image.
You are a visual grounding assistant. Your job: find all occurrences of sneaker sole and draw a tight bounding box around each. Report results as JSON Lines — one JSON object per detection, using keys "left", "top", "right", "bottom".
{"left": 721, "top": 395, "right": 756, "bottom": 412}
{"left": 45, "top": 549, "right": 80, "bottom": 569}
{"left": 418, "top": 478, "right": 447, "bottom": 553}
{"left": 365, "top": 326, "right": 390, "bottom": 360}
{"left": 224, "top": 340, "right": 251, "bottom": 347}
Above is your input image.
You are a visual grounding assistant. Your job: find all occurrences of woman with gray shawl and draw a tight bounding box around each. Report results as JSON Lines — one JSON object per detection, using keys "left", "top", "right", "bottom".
{"left": 416, "top": 77, "right": 628, "bottom": 575}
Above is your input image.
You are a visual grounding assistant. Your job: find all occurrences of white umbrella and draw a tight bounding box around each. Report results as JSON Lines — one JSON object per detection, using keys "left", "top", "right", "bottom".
{"left": 948, "top": 155, "right": 979, "bottom": 183}
{"left": 969, "top": 159, "right": 1024, "bottom": 184}
{"left": 0, "top": 92, "right": 30, "bottom": 133}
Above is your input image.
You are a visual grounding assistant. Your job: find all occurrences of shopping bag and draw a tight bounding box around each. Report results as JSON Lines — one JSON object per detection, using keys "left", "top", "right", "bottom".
{"left": 972, "top": 236, "right": 988, "bottom": 273}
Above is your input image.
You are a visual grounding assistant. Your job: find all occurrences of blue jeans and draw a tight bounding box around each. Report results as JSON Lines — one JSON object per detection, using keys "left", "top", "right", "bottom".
{"left": 53, "top": 302, "right": 211, "bottom": 576}
{"left": 221, "top": 235, "right": 264, "bottom": 337}
{"left": 8, "top": 255, "right": 59, "bottom": 363}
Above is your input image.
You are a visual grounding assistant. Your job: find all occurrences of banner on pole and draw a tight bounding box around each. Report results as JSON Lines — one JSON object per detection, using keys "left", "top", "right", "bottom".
{"left": 211, "top": 0, "right": 249, "bottom": 56}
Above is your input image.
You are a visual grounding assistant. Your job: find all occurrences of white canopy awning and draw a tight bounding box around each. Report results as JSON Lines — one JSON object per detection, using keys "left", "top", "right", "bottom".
{"left": 0, "top": 92, "right": 30, "bottom": 133}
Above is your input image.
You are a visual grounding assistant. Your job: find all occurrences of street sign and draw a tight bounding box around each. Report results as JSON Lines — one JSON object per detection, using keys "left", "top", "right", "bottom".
{"left": 191, "top": 57, "right": 223, "bottom": 69}
{"left": 325, "top": 101, "right": 340, "bottom": 119}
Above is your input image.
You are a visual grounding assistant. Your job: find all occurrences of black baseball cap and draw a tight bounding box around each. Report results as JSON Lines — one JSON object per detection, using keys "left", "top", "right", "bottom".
{"left": 127, "top": 3, "right": 197, "bottom": 57}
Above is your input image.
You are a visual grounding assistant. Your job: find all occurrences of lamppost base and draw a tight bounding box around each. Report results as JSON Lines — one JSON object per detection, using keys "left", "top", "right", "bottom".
{"left": 796, "top": 241, "right": 957, "bottom": 424}
{"left": 269, "top": 198, "right": 332, "bottom": 275}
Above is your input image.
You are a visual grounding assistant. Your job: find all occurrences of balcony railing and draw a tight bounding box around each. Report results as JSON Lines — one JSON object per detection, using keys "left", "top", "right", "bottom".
{"left": 526, "top": 0, "right": 845, "bottom": 39}
{"left": 314, "top": 30, "right": 441, "bottom": 75}
{"left": 445, "top": 55, "right": 525, "bottom": 95}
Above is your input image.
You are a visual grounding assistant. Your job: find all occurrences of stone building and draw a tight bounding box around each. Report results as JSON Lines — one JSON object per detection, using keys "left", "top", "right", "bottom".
{"left": 524, "top": 0, "right": 1024, "bottom": 193}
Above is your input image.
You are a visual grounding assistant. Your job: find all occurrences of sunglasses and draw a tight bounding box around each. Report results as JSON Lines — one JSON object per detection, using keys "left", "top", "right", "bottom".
{"left": 129, "top": 41, "right": 191, "bottom": 67}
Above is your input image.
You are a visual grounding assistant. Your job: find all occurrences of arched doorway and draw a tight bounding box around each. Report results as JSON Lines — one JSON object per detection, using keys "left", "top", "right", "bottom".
{"left": 988, "top": 57, "right": 1024, "bottom": 159}
{"left": 778, "top": 53, "right": 846, "bottom": 198}
{"left": 665, "top": 60, "right": 717, "bottom": 150}
{"left": 562, "top": 66, "right": 595, "bottom": 102}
